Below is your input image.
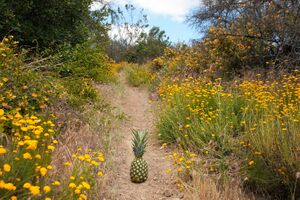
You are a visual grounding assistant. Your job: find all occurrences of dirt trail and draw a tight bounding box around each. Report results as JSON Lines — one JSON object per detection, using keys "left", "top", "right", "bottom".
{"left": 100, "top": 74, "right": 181, "bottom": 200}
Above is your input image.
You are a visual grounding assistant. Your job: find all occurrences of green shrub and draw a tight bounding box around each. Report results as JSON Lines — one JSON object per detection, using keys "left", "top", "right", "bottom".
{"left": 62, "top": 78, "right": 99, "bottom": 110}
{"left": 57, "top": 42, "right": 115, "bottom": 83}
{"left": 124, "top": 64, "right": 153, "bottom": 87}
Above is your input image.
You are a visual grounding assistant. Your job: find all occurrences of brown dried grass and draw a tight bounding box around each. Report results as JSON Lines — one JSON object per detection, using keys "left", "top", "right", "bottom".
{"left": 49, "top": 97, "right": 116, "bottom": 198}
{"left": 183, "top": 171, "right": 255, "bottom": 200}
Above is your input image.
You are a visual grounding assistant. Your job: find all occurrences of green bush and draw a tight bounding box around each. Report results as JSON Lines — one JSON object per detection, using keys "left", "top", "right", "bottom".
{"left": 124, "top": 64, "right": 153, "bottom": 87}
{"left": 57, "top": 42, "right": 115, "bottom": 83}
{"left": 0, "top": 0, "right": 109, "bottom": 49}
{"left": 62, "top": 78, "right": 99, "bottom": 110}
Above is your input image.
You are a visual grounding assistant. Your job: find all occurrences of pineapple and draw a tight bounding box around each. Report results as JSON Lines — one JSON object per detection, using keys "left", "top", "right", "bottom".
{"left": 130, "top": 129, "right": 149, "bottom": 183}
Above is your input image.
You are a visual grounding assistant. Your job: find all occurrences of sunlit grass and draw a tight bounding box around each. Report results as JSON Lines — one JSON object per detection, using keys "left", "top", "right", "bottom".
{"left": 157, "top": 73, "right": 300, "bottom": 197}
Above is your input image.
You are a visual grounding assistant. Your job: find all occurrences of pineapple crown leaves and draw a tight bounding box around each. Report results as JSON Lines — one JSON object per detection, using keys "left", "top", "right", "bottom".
{"left": 131, "top": 129, "right": 149, "bottom": 158}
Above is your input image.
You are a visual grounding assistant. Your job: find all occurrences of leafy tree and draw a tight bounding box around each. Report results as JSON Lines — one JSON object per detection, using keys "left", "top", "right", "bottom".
{"left": 106, "top": 4, "right": 149, "bottom": 62}
{"left": 105, "top": 4, "right": 170, "bottom": 63}
{"left": 134, "top": 27, "right": 171, "bottom": 63}
{"left": 189, "top": 0, "right": 300, "bottom": 70}
{"left": 0, "top": 0, "right": 109, "bottom": 48}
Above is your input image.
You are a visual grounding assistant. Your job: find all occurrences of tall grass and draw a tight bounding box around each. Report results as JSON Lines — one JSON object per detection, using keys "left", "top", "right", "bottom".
{"left": 124, "top": 63, "right": 154, "bottom": 87}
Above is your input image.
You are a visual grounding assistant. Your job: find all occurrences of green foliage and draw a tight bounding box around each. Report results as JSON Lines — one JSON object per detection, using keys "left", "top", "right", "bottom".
{"left": 0, "top": 37, "right": 61, "bottom": 115}
{"left": 62, "top": 78, "right": 98, "bottom": 110}
{"left": 124, "top": 63, "right": 153, "bottom": 87}
{"left": 134, "top": 27, "right": 171, "bottom": 63}
{"left": 0, "top": 0, "right": 109, "bottom": 49}
{"left": 106, "top": 4, "right": 170, "bottom": 63}
{"left": 131, "top": 129, "right": 148, "bottom": 158}
{"left": 120, "top": 27, "right": 171, "bottom": 63}
{"left": 106, "top": 4, "right": 149, "bottom": 62}
{"left": 57, "top": 42, "right": 115, "bottom": 83}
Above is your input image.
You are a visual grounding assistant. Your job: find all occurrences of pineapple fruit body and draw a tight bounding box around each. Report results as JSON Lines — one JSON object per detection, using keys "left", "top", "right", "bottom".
{"left": 130, "top": 157, "right": 148, "bottom": 183}
{"left": 130, "top": 129, "right": 149, "bottom": 183}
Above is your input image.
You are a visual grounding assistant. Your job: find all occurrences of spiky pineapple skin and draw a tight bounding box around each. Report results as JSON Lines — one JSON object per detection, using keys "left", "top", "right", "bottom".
{"left": 130, "top": 158, "right": 148, "bottom": 183}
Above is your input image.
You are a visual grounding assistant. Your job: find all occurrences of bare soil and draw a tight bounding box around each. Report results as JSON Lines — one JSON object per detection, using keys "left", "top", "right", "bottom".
{"left": 99, "top": 74, "right": 181, "bottom": 200}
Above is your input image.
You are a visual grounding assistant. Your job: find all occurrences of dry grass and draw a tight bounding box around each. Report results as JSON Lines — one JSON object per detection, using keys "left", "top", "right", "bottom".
{"left": 184, "top": 172, "right": 254, "bottom": 200}
{"left": 50, "top": 98, "right": 116, "bottom": 198}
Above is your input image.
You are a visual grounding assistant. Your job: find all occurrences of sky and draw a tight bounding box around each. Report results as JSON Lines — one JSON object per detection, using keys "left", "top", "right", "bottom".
{"left": 91, "top": 0, "right": 202, "bottom": 43}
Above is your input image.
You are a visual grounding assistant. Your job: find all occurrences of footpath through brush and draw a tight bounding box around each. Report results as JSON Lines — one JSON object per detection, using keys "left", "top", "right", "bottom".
{"left": 99, "top": 73, "right": 182, "bottom": 200}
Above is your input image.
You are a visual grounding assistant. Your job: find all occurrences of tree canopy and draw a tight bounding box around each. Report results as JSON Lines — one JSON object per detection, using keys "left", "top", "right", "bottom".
{"left": 106, "top": 4, "right": 170, "bottom": 63}
{"left": 189, "top": 0, "right": 300, "bottom": 70}
{"left": 0, "top": 0, "right": 108, "bottom": 48}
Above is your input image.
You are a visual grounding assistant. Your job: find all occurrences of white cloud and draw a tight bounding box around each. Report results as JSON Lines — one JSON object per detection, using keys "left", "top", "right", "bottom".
{"left": 91, "top": 0, "right": 200, "bottom": 22}
{"left": 108, "top": 24, "right": 150, "bottom": 44}
{"left": 90, "top": 1, "right": 104, "bottom": 11}
{"left": 126, "top": 0, "right": 200, "bottom": 22}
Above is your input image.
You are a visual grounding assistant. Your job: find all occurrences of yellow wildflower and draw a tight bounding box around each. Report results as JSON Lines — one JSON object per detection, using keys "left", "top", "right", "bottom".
{"left": 14, "top": 113, "right": 22, "bottom": 118}
{"left": 23, "top": 152, "right": 32, "bottom": 160}
{"left": 46, "top": 165, "right": 53, "bottom": 170}
{"left": 0, "top": 146, "right": 7, "bottom": 155}
{"left": 11, "top": 196, "right": 17, "bottom": 200}
{"left": 64, "top": 161, "right": 71, "bottom": 166}
{"left": 23, "top": 183, "right": 31, "bottom": 188}
{"left": 43, "top": 185, "right": 51, "bottom": 193}
{"left": 4, "top": 183, "right": 16, "bottom": 191}
{"left": 52, "top": 181, "right": 60, "bottom": 186}
{"left": 91, "top": 160, "right": 99, "bottom": 166}
{"left": 248, "top": 160, "right": 255, "bottom": 166}
{"left": 3, "top": 164, "right": 11, "bottom": 172}
{"left": 75, "top": 189, "right": 81, "bottom": 194}
{"left": 25, "top": 140, "right": 38, "bottom": 150}
{"left": 81, "top": 181, "right": 90, "bottom": 190}
{"left": 98, "top": 156, "right": 104, "bottom": 162}
{"left": 69, "top": 183, "right": 76, "bottom": 188}
{"left": 40, "top": 167, "right": 47, "bottom": 176}
{"left": 0, "top": 180, "right": 4, "bottom": 188}
{"left": 29, "top": 185, "right": 40, "bottom": 196}
{"left": 20, "top": 127, "right": 28, "bottom": 131}
{"left": 79, "top": 194, "right": 87, "bottom": 200}
{"left": 97, "top": 171, "right": 103, "bottom": 177}
{"left": 47, "top": 145, "right": 55, "bottom": 151}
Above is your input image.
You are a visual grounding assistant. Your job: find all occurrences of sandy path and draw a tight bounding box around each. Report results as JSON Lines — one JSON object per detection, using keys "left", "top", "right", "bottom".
{"left": 99, "top": 74, "right": 181, "bottom": 200}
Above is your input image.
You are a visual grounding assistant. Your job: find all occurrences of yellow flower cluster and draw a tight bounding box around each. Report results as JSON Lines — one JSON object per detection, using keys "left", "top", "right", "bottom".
{"left": 0, "top": 37, "right": 106, "bottom": 199}
{"left": 165, "top": 151, "right": 197, "bottom": 174}
{"left": 159, "top": 77, "right": 230, "bottom": 135}
{"left": 0, "top": 107, "right": 58, "bottom": 198}
{"left": 152, "top": 46, "right": 204, "bottom": 72}
{"left": 157, "top": 71, "right": 300, "bottom": 188}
